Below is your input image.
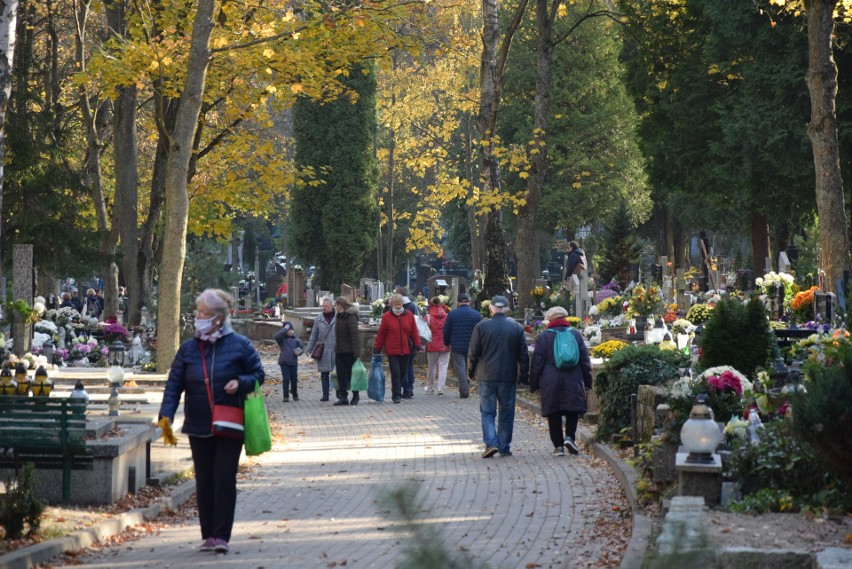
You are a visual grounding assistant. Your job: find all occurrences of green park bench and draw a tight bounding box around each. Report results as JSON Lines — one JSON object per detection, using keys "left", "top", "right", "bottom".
{"left": 0, "top": 397, "right": 92, "bottom": 503}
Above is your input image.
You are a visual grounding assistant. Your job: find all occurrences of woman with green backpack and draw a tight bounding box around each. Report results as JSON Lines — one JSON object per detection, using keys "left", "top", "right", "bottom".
{"left": 529, "top": 306, "right": 593, "bottom": 456}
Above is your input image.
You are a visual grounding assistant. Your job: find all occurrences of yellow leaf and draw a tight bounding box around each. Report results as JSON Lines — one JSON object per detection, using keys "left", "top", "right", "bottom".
{"left": 572, "top": 182, "right": 582, "bottom": 189}
{"left": 519, "top": 171, "right": 529, "bottom": 179}
{"left": 263, "top": 48, "right": 275, "bottom": 59}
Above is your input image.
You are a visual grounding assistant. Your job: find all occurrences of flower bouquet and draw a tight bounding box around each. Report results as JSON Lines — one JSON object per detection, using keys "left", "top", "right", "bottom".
{"left": 370, "top": 299, "right": 386, "bottom": 319}
{"left": 530, "top": 286, "right": 548, "bottom": 308}
{"left": 668, "top": 365, "right": 753, "bottom": 425}
{"left": 103, "top": 322, "right": 130, "bottom": 344}
{"left": 790, "top": 286, "right": 819, "bottom": 323}
{"left": 627, "top": 284, "right": 663, "bottom": 317}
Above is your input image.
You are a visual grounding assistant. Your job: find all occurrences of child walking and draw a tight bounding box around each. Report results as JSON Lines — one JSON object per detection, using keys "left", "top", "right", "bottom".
{"left": 275, "top": 321, "right": 304, "bottom": 402}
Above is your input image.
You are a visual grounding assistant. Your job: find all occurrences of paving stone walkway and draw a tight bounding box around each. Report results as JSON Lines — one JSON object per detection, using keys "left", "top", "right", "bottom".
{"left": 67, "top": 358, "right": 627, "bottom": 569}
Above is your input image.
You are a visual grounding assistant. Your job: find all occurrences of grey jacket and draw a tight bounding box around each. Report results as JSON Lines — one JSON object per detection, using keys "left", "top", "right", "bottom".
{"left": 306, "top": 312, "right": 337, "bottom": 372}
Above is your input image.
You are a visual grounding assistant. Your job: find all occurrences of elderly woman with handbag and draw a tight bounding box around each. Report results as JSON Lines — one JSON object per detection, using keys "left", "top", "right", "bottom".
{"left": 306, "top": 297, "right": 337, "bottom": 402}
{"left": 158, "top": 288, "right": 265, "bottom": 554}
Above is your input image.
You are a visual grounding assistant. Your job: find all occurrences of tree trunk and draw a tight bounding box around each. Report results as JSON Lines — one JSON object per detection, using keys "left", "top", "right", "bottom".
{"left": 750, "top": 207, "right": 771, "bottom": 273}
{"left": 75, "top": 0, "right": 118, "bottom": 316}
{"left": 107, "top": 0, "right": 140, "bottom": 325}
{"left": 0, "top": 0, "right": 18, "bottom": 277}
{"left": 476, "top": 0, "right": 528, "bottom": 302}
{"left": 135, "top": 97, "right": 175, "bottom": 323}
{"left": 806, "top": 0, "right": 849, "bottom": 293}
{"left": 516, "top": 0, "right": 555, "bottom": 310}
{"left": 464, "top": 112, "right": 481, "bottom": 271}
{"left": 156, "top": 0, "right": 217, "bottom": 372}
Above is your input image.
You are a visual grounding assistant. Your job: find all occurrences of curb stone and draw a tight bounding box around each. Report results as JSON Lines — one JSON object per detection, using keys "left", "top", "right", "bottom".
{"left": 0, "top": 478, "right": 196, "bottom": 569}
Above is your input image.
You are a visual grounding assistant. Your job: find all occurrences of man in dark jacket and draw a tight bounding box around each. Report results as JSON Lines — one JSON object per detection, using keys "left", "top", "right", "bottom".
{"left": 443, "top": 293, "right": 481, "bottom": 398}
{"left": 468, "top": 295, "right": 529, "bottom": 458}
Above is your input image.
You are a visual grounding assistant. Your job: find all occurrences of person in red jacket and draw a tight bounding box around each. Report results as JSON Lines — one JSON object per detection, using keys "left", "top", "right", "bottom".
{"left": 374, "top": 294, "right": 421, "bottom": 403}
{"left": 424, "top": 297, "right": 450, "bottom": 395}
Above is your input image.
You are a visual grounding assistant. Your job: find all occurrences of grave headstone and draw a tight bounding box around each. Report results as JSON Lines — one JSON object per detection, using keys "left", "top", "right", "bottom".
{"left": 765, "top": 257, "right": 773, "bottom": 274}
{"left": 288, "top": 267, "right": 306, "bottom": 308}
{"left": 778, "top": 251, "right": 791, "bottom": 274}
{"left": 340, "top": 283, "right": 356, "bottom": 303}
{"left": 12, "top": 244, "right": 33, "bottom": 356}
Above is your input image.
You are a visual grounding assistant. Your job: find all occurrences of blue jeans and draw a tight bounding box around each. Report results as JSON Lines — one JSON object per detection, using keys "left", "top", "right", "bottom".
{"left": 479, "top": 381, "right": 516, "bottom": 453}
{"left": 280, "top": 364, "right": 298, "bottom": 397}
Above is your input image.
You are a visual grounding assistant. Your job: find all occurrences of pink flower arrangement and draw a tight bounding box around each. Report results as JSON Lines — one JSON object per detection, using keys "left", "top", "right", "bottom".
{"left": 706, "top": 370, "right": 744, "bottom": 396}
{"left": 699, "top": 366, "right": 753, "bottom": 396}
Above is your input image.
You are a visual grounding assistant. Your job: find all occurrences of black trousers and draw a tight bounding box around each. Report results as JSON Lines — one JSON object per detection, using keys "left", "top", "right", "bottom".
{"left": 387, "top": 354, "right": 410, "bottom": 399}
{"left": 189, "top": 435, "right": 243, "bottom": 542}
{"left": 336, "top": 352, "right": 357, "bottom": 399}
{"left": 547, "top": 412, "right": 580, "bottom": 448}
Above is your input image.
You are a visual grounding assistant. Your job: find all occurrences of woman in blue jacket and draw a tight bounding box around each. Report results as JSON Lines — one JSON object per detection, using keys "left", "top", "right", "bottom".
{"left": 159, "top": 289, "right": 265, "bottom": 554}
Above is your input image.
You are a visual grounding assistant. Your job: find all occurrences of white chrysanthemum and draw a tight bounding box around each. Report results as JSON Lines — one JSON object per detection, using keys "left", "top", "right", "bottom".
{"left": 32, "top": 332, "right": 51, "bottom": 347}
{"left": 34, "top": 320, "right": 58, "bottom": 335}
{"left": 588, "top": 305, "right": 599, "bottom": 316}
{"left": 669, "top": 377, "right": 694, "bottom": 399}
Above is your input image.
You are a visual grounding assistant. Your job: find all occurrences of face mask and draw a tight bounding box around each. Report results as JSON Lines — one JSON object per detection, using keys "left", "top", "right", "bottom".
{"left": 392, "top": 307, "right": 404, "bottom": 316}
{"left": 194, "top": 316, "right": 221, "bottom": 341}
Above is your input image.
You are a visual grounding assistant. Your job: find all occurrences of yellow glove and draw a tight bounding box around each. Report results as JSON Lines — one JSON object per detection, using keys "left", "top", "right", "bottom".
{"left": 158, "top": 417, "right": 178, "bottom": 446}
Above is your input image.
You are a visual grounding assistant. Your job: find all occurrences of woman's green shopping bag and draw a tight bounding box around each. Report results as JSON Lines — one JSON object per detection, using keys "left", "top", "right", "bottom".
{"left": 351, "top": 359, "right": 369, "bottom": 391}
{"left": 244, "top": 381, "right": 272, "bottom": 456}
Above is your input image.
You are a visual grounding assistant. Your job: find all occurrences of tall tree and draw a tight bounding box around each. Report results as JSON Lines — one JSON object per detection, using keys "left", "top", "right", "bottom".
{"left": 0, "top": 0, "right": 18, "bottom": 275}
{"left": 477, "top": 0, "right": 530, "bottom": 301}
{"left": 291, "top": 63, "right": 379, "bottom": 291}
{"left": 803, "top": 0, "right": 850, "bottom": 291}
{"left": 157, "top": 0, "right": 217, "bottom": 372}
{"left": 510, "top": 0, "right": 649, "bottom": 309}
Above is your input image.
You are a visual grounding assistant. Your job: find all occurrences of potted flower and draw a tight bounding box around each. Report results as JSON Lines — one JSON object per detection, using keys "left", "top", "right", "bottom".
{"left": 69, "top": 342, "right": 92, "bottom": 366}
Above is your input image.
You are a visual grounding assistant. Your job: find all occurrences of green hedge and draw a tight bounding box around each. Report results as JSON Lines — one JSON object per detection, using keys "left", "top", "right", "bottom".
{"left": 594, "top": 345, "right": 688, "bottom": 441}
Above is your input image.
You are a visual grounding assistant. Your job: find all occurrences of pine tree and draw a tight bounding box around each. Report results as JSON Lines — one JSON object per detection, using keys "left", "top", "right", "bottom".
{"left": 597, "top": 202, "right": 643, "bottom": 289}
{"left": 291, "top": 63, "right": 380, "bottom": 291}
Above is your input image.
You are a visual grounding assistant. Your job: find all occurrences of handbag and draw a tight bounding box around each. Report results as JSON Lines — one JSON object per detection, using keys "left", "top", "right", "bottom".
{"left": 201, "top": 342, "right": 244, "bottom": 439}
{"left": 311, "top": 322, "right": 333, "bottom": 360}
{"left": 244, "top": 381, "right": 272, "bottom": 456}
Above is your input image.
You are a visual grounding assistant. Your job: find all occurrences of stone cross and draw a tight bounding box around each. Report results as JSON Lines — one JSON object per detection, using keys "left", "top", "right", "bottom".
{"left": 12, "top": 244, "right": 33, "bottom": 356}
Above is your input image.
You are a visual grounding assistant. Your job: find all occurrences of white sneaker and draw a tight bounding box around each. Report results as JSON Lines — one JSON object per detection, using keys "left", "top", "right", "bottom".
{"left": 437, "top": 389, "right": 444, "bottom": 395}
{"left": 424, "top": 386, "right": 433, "bottom": 393}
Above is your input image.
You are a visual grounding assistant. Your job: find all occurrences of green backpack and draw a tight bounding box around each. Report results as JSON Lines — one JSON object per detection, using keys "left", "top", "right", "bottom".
{"left": 547, "top": 328, "right": 579, "bottom": 369}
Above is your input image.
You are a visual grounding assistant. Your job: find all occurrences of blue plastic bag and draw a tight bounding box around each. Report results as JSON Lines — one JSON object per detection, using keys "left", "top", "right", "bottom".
{"left": 367, "top": 354, "right": 386, "bottom": 402}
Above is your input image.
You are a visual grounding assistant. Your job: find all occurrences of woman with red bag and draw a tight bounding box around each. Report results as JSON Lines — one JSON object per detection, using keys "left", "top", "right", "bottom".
{"left": 158, "top": 289, "right": 265, "bottom": 554}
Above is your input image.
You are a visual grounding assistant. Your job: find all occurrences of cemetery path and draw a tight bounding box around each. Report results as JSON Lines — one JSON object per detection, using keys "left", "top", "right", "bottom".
{"left": 58, "top": 356, "right": 631, "bottom": 569}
